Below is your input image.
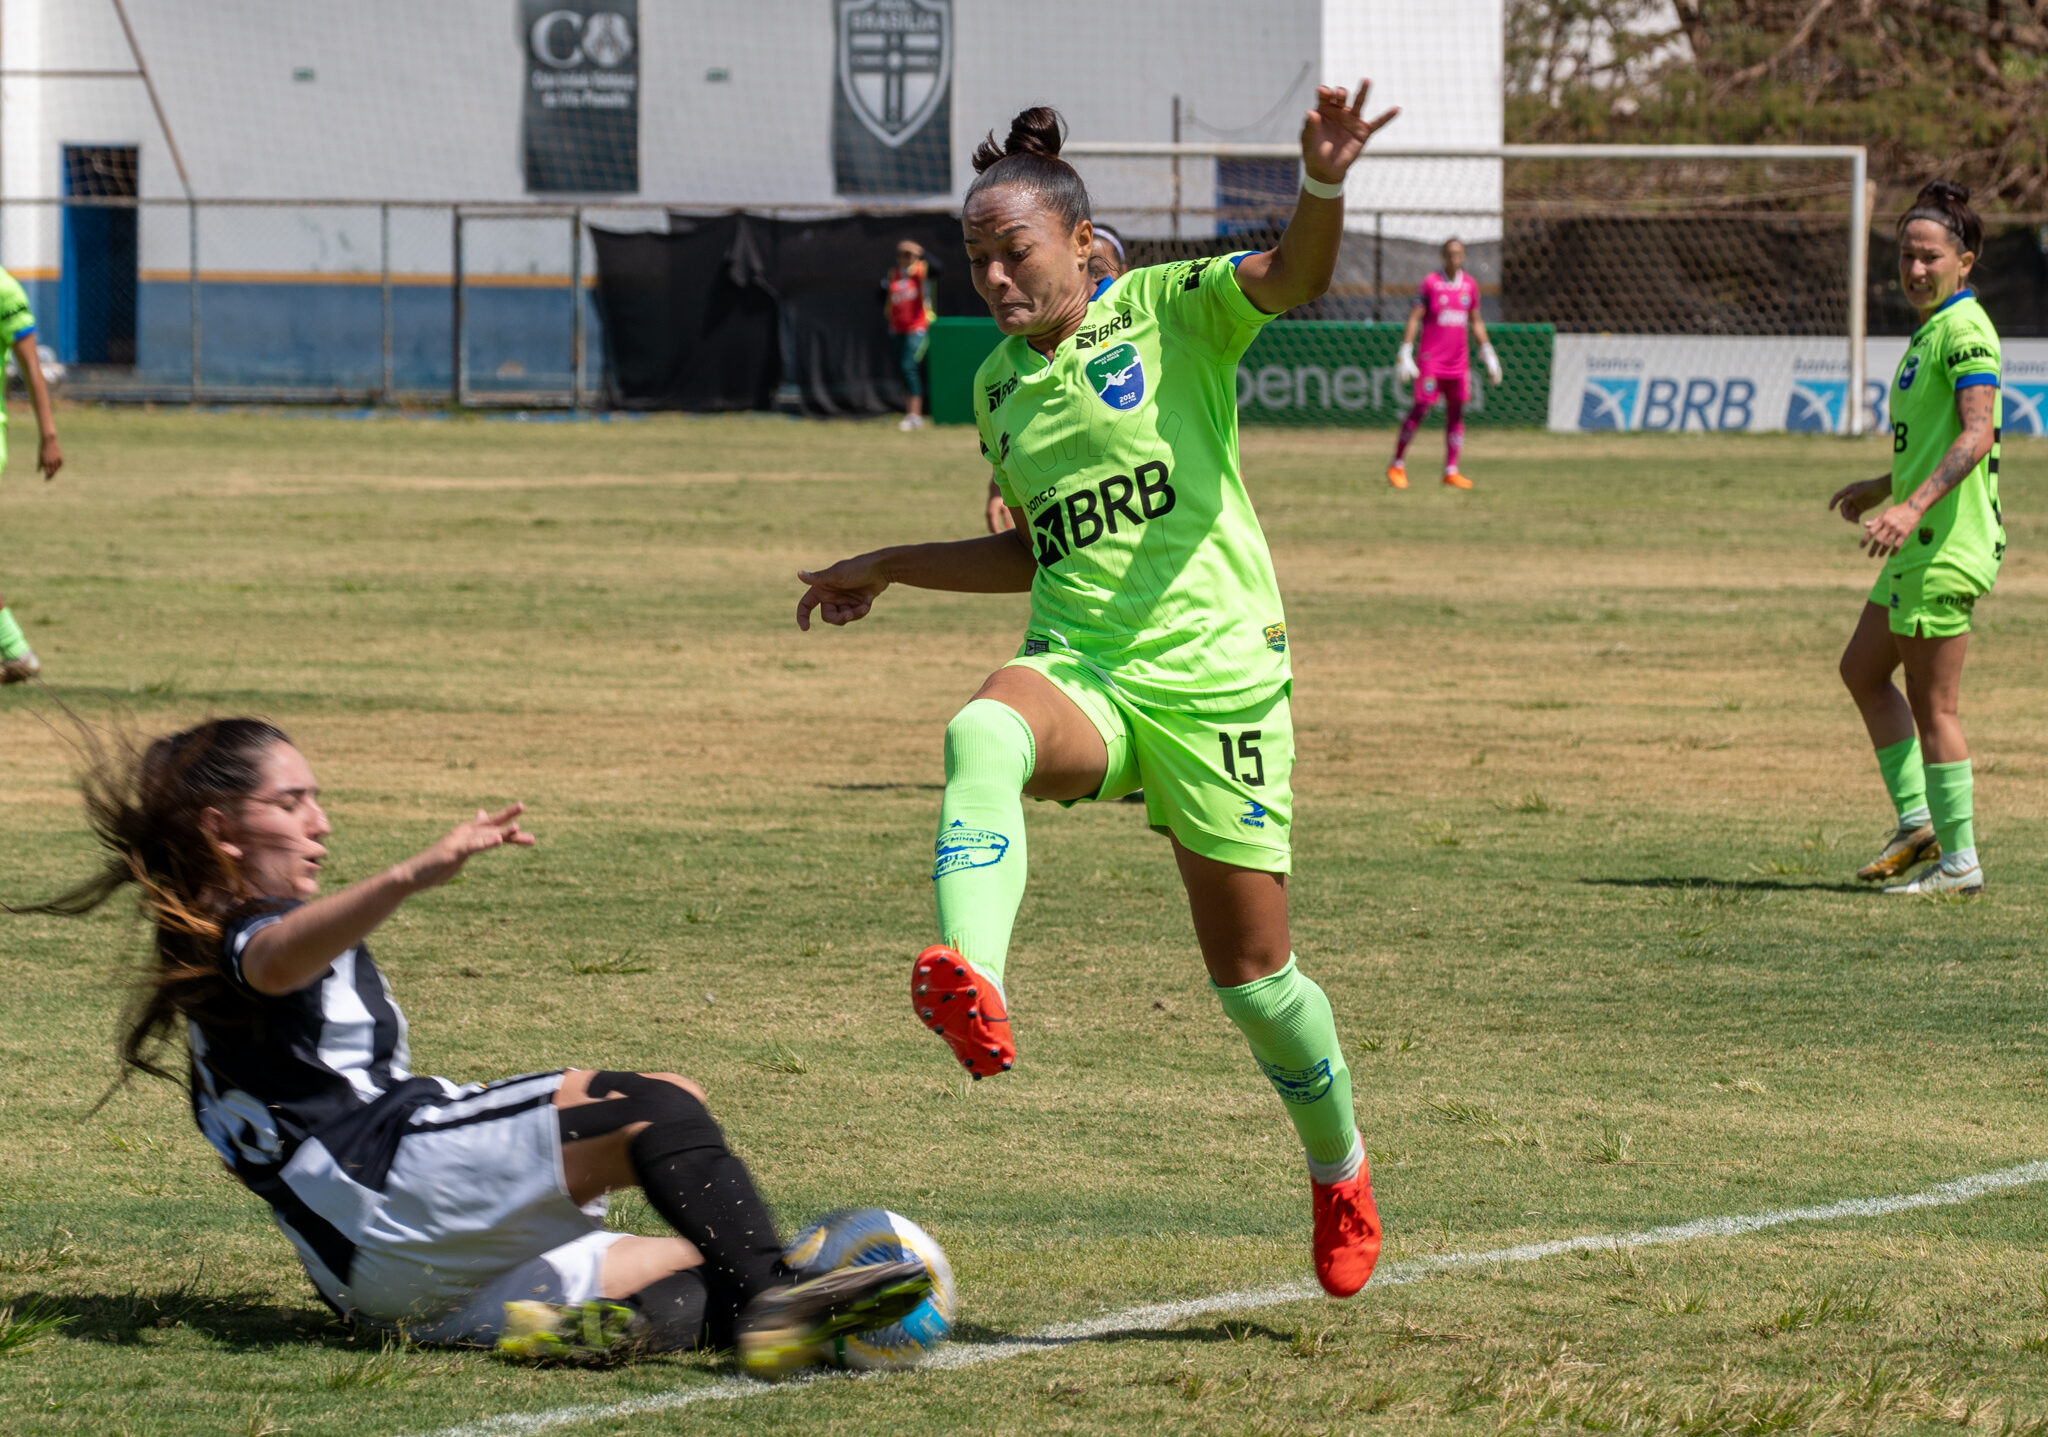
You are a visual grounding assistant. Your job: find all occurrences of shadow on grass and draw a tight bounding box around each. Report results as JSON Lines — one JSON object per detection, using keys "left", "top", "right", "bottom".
{"left": 13, "top": 1288, "right": 353, "bottom": 1349}
{"left": 820, "top": 782, "right": 945, "bottom": 792}
{"left": 1579, "top": 876, "right": 1870, "bottom": 895}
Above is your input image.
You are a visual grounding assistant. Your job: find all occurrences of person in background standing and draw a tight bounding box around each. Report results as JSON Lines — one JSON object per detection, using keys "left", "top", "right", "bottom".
{"left": 1828, "top": 181, "right": 2003, "bottom": 896}
{"left": 884, "top": 240, "right": 937, "bottom": 432}
{"left": 1387, "top": 237, "right": 1498, "bottom": 491}
{"left": 0, "top": 264, "right": 63, "bottom": 683}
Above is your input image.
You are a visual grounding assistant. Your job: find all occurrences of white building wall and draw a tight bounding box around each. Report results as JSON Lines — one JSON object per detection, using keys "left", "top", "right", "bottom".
{"left": 1324, "top": 0, "right": 1504, "bottom": 240}
{"left": 2, "top": 1, "right": 1495, "bottom": 270}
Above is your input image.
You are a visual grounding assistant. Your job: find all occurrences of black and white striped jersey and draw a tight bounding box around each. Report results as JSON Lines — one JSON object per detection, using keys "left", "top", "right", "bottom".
{"left": 188, "top": 899, "right": 444, "bottom": 1193}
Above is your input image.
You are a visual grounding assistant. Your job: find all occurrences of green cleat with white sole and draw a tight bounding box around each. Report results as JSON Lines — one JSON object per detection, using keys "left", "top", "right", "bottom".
{"left": 736, "top": 1258, "right": 932, "bottom": 1380}
{"left": 495, "top": 1298, "right": 646, "bottom": 1365}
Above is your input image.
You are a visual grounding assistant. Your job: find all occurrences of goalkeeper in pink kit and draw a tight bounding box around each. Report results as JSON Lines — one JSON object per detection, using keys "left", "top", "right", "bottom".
{"left": 1386, "top": 237, "right": 1500, "bottom": 490}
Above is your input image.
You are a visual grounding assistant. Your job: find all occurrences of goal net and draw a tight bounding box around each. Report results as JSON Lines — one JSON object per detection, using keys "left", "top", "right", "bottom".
{"left": 1065, "top": 142, "right": 1872, "bottom": 435}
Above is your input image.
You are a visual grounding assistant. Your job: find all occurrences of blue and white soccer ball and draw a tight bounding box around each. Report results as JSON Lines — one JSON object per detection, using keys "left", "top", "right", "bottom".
{"left": 781, "top": 1208, "right": 956, "bottom": 1370}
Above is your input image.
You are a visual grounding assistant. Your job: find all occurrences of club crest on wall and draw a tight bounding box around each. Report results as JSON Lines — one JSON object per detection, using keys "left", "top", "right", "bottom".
{"left": 837, "top": 0, "right": 951, "bottom": 149}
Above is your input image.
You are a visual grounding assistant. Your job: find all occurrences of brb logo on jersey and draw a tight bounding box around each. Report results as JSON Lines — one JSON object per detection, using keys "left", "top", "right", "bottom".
{"left": 1085, "top": 342, "right": 1145, "bottom": 411}
{"left": 1030, "top": 460, "right": 1176, "bottom": 567}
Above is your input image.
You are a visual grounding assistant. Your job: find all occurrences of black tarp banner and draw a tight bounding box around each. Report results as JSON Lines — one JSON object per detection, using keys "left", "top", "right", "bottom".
{"left": 592, "top": 211, "right": 981, "bottom": 413}
{"left": 522, "top": 0, "right": 639, "bottom": 194}
{"left": 832, "top": 0, "right": 951, "bottom": 197}
{"left": 590, "top": 217, "right": 780, "bottom": 411}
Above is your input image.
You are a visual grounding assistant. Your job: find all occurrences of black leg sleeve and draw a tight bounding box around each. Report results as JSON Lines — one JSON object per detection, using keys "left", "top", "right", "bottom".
{"left": 599, "top": 1077, "right": 788, "bottom": 1325}
{"left": 626, "top": 1268, "right": 710, "bottom": 1353}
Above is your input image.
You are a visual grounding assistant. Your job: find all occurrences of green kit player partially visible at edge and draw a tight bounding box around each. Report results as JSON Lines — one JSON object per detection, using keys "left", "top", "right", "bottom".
{"left": 1831, "top": 181, "right": 2003, "bottom": 896}
{"left": 0, "top": 264, "right": 64, "bottom": 683}
{"left": 796, "top": 84, "right": 1399, "bottom": 1300}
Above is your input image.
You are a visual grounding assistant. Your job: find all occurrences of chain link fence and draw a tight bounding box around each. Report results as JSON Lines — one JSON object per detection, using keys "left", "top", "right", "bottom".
{"left": 0, "top": 197, "right": 623, "bottom": 406}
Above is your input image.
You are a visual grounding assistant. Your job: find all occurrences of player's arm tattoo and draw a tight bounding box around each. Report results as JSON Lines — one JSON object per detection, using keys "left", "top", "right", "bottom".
{"left": 1904, "top": 384, "right": 1997, "bottom": 515}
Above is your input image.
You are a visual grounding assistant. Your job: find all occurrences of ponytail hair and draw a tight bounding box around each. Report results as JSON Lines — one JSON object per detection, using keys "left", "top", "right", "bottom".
{"left": 965, "top": 106, "right": 1092, "bottom": 231}
{"left": 10, "top": 716, "right": 290, "bottom": 1095}
{"left": 1898, "top": 180, "right": 1982, "bottom": 257}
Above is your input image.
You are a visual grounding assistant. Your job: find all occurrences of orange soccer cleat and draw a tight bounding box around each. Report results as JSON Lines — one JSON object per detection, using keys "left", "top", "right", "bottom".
{"left": 1384, "top": 462, "right": 1408, "bottom": 489}
{"left": 1441, "top": 469, "right": 1473, "bottom": 490}
{"left": 912, "top": 944, "right": 1013, "bottom": 1079}
{"left": 1311, "top": 1158, "right": 1382, "bottom": 1298}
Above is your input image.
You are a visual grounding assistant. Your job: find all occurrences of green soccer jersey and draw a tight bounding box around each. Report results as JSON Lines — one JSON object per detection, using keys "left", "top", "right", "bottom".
{"left": 974, "top": 255, "right": 1286, "bottom": 713}
{"left": 1888, "top": 288, "right": 2004, "bottom": 584}
{"left": 0, "top": 268, "right": 34, "bottom": 430}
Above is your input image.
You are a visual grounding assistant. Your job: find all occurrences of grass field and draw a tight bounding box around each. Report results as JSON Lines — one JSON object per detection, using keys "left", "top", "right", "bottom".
{"left": 1, "top": 408, "right": 2047, "bottom": 1436}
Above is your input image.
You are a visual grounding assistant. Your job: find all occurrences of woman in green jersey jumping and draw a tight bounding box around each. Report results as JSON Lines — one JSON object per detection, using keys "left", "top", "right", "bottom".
{"left": 1830, "top": 181, "right": 2004, "bottom": 896}
{"left": 797, "top": 89, "right": 1396, "bottom": 1298}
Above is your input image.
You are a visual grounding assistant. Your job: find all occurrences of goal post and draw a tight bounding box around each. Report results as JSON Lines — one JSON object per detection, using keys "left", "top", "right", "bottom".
{"left": 1065, "top": 141, "right": 1872, "bottom": 437}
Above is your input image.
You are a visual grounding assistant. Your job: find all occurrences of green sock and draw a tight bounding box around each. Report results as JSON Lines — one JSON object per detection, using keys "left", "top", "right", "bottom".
{"left": 1926, "top": 759, "right": 1975, "bottom": 857}
{"left": 0, "top": 607, "right": 27, "bottom": 661}
{"left": 1213, "top": 956, "right": 1359, "bottom": 1172}
{"left": 1874, "top": 736, "right": 1928, "bottom": 828}
{"left": 932, "top": 699, "right": 1034, "bottom": 993}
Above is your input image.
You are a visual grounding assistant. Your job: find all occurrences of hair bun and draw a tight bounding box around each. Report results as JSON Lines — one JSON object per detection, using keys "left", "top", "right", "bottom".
{"left": 972, "top": 106, "right": 1066, "bottom": 173}
{"left": 1918, "top": 179, "right": 1972, "bottom": 208}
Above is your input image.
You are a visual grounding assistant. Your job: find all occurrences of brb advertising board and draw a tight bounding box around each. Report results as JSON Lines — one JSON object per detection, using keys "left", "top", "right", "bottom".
{"left": 1554, "top": 336, "right": 1868, "bottom": 435}
{"left": 1553, "top": 334, "right": 2048, "bottom": 435}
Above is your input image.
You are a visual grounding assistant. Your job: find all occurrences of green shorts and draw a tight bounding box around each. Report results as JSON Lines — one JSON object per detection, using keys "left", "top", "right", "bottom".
{"left": 1869, "top": 562, "right": 1991, "bottom": 639}
{"left": 1005, "top": 650, "right": 1293, "bottom": 874}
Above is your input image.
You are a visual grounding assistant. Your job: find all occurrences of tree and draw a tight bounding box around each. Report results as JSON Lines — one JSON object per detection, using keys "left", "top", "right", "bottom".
{"left": 1507, "top": 0, "right": 2048, "bottom": 211}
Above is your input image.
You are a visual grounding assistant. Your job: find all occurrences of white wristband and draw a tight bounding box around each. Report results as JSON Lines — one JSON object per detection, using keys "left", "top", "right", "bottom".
{"left": 1300, "top": 172, "right": 1345, "bottom": 200}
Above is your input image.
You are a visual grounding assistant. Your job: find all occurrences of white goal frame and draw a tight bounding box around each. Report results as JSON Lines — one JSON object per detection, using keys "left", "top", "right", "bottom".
{"left": 1067, "top": 142, "right": 1872, "bottom": 437}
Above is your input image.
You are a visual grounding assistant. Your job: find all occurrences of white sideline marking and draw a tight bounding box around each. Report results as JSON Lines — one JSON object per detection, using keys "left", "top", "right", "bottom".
{"left": 400, "top": 1158, "right": 2048, "bottom": 1437}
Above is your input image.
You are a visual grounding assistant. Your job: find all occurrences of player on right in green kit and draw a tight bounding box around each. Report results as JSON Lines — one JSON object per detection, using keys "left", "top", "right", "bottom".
{"left": 0, "top": 263, "right": 64, "bottom": 683}
{"left": 1829, "top": 181, "right": 2003, "bottom": 895}
{"left": 797, "top": 86, "right": 1398, "bottom": 1299}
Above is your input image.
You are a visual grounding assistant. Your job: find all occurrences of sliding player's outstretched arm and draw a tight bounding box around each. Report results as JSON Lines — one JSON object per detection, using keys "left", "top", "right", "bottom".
{"left": 236, "top": 804, "right": 534, "bottom": 995}
{"left": 1235, "top": 80, "right": 1397, "bottom": 316}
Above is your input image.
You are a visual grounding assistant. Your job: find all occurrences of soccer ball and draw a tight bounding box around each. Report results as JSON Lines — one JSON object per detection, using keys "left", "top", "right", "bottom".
{"left": 781, "top": 1207, "right": 956, "bottom": 1370}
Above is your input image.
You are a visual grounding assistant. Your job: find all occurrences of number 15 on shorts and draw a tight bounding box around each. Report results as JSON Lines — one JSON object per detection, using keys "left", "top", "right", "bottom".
{"left": 1217, "top": 730, "right": 1265, "bottom": 786}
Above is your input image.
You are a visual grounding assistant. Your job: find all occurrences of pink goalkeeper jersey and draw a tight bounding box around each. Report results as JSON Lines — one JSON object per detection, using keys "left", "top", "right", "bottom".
{"left": 1416, "top": 271, "right": 1478, "bottom": 375}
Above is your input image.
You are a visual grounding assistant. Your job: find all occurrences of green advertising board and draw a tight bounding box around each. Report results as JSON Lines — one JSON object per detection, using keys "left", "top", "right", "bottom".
{"left": 928, "top": 317, "right": 1554, "bottom": 428}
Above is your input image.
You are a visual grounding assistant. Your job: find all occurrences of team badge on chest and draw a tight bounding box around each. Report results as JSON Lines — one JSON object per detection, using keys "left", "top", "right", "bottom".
{"left": 1084, "top": 341, "right": 1145, "bottom": 411}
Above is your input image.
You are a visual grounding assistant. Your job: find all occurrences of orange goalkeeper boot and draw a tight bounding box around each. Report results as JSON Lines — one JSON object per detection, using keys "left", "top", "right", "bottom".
{"left": 912, "top": 944, "right": 1013, "bottom": 1079}
{"left": 1442, "top": 469, "right": 1473, "bottom": 490}
{"left": 1384, "top": 462, "right": 1408, "bottom": 489}
{"left": 1312, "top": 1156, "right": 1382, "bottom": 1297}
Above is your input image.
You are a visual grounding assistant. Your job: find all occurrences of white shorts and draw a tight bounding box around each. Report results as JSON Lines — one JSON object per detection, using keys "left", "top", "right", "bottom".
{"left": 270, "top": 1071, "right": 626, "bottom": 1344}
